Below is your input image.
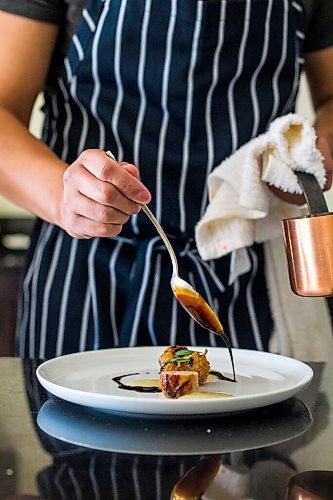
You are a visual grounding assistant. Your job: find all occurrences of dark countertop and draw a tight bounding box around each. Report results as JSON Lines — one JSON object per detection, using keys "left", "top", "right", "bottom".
{"left": 0, "top": 357, "right": 333, "bottom": 499}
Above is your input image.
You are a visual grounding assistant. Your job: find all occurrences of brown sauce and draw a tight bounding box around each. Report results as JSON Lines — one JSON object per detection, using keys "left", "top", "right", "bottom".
{"left": 210, "top": 369, "right": 236, "bottom": 384}
{"left": 172, "top": 285, "right": 222, "bottom": 333}
{"left": 172, "top": 285, "right": 237, "bottom": 383}
{"left": 216, "top": 333, "right": 237, "bottom": 382}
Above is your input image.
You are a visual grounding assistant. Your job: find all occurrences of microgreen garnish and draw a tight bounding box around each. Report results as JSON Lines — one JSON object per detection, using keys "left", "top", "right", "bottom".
{"left": 160, "top": 348, "right": 205, "bottom": 370}
{"left": 175, "top": 349, "right": 196, "bottom": 356}
{"left": 163, "top": 356, "right": 189, "bottom": 364}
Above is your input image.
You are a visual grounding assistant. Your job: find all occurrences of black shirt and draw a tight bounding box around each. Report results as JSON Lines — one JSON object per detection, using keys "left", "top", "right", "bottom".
{"left": 0, "top": 1, "right": 332, "bottom": 52}
{"left": 0, "top": 0, "right": 332, "bottom": 84}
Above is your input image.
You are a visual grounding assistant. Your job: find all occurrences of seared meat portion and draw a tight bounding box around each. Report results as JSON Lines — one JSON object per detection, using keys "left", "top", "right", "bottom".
{"left": 159, "top": 345, "right": 211, "bottom": 385}
{"left": 160, "top": 371, "right": 199, "bottom": 399}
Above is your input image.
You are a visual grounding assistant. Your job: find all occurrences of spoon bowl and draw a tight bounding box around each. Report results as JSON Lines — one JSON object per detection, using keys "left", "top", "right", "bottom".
{"left": 171, "top": 276, "right": 223, "bottom": 334}
{"left": 139, "top": 202, "right": 223, "bottom": 334}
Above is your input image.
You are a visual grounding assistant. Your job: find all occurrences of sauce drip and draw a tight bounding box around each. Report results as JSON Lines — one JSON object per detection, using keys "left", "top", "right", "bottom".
{"left": 210, "top": 369, "right": 236, "bottom": 384}
{"left": 172, "top": 285, "right": 237, "bottom": 382}
{"left": 216, "top": 333, "right": 237, "bottom": 383}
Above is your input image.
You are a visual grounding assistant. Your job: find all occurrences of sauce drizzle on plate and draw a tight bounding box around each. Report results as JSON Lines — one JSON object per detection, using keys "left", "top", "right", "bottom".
{"left": 112, "top": 369, "right": 235, "bottom": 395}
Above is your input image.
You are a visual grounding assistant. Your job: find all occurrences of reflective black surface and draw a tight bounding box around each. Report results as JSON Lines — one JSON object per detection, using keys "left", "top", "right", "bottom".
{"left": 1, "top": 358, "right": 332, "bottom": 499}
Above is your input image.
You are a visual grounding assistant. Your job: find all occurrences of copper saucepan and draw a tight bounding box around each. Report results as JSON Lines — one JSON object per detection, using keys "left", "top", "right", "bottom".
{"left": 281, "top": 172, "right": 333, "bottom": 297}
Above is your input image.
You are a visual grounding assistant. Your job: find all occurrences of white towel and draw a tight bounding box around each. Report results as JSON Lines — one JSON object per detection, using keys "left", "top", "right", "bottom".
{"left": 195, "top": 113, "right": 333, "bottom": 361}
{"left": 195, "top": 113, "right": 326, "bottom": 263}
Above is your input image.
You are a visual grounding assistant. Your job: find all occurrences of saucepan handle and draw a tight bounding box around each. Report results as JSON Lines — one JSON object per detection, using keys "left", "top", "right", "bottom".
{"left": 295, "top": 171, "right": 329, "bottom": 215}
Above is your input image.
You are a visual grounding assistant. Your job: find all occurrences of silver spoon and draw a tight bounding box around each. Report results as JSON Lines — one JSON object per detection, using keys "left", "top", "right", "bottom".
{"left": 140, "top": 204, "right": 236, "bottom": 381}
{"left": 170, "top": 455, "right": 222, "bottom": 500}
{"left": 106, "top": 151, "right": 236, "bottom": 381}
{"left": 105, "top": 151, "right": 222, "bottom": 335}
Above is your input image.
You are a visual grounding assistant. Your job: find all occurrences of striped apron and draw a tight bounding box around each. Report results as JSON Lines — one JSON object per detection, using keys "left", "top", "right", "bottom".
{"left": 17, "top": 0, "right": 304, "bottom": 359}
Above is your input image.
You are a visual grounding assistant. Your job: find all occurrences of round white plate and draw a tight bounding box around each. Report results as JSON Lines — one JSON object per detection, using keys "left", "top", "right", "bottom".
{"left": 36, "top": 347, "right": 313, "bottom": 416}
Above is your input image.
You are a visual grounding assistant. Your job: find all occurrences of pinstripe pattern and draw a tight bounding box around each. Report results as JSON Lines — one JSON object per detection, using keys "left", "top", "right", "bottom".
{"left": 155, "top": 0, "right": 177, "bottom": 222}
{"left": 268, "top": 0, "right": 289, "bottom": 123}
{"left": 39, "top": 231, "right": 64, "bottom": 358}
{"left": 65, "top": 66, "right": 90, "bottom": 156}
{"left": 17, "top": 0, "right": 304, "bottom": 359}
{"left": 79, "top": 285, "right": 92, "bottom": 351}
{"left": 109, "top": 239, "right": 123, "bottom": 346}
{"left": 200, "top": 0, "right": 227, "bottom": 216}
{"left": 179, "top": 1, "right": 203, "bottom": 232}
{"left": 250, "top": 0, "right": 273, "bottom": 138}
{"left": 131, "top": 0, "right": 152, "bottom": 235}
{"left": 54, "top": 464, "right": 67, "bottom": 499}
{"left": 55, "top": 238, "right": 79, "bottom": 356}
{"left": 227, "top": 0, "right": 251, "bottom": 153}
{"left": 88, "top": 237, "right": 100, "bottom": 349}
{"left": 111, "top": 0, "right": 127, "bottom": 161}
{"left": 58, "top": 77, "right": 72, "bottom": 161}
{"left": 282, "top": 0, "right": 304, "bottom": 115}
{"left": 110, "top": 454, "right": 119, "bottom": 500}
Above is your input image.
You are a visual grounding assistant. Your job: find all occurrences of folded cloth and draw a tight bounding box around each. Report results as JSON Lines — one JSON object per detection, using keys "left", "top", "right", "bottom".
{"left": 195, "top": 113, "right": 333, "bottom": 361}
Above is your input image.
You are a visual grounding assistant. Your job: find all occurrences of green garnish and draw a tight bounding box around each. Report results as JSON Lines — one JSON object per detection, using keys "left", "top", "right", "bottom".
{"left": 160, "top": 348, "right": 204, "bottom": 370}
{"left": 164, "top": 356, "right": 189, "bottom": 364}
{"left": 175, "top": 349, "right": 196, "bottom": 356}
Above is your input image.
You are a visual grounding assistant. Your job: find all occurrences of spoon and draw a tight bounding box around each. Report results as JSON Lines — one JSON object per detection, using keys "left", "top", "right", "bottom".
{"left": 105, "top": 151, "right": 236, "bottom": 380}
{"left": 141, "top": 203, "right": 224, "bottom": 334}
{"left": 106, "top": 149, "right": 222, "bottom": 333}
{"left": 142, "top": 206, "right": 236, "bottom": 380}
{"left": 170, "top": 455, "right": 222, "bottom": 500}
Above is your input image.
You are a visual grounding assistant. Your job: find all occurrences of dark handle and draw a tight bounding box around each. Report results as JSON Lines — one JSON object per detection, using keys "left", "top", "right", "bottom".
{"left": 295, "top": 171, "right": 329, "bottom": 216}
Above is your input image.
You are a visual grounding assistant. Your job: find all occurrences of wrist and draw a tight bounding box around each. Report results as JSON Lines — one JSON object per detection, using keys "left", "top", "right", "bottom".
{"left": 314, "top": 97, "right": 333, "bottom": 151}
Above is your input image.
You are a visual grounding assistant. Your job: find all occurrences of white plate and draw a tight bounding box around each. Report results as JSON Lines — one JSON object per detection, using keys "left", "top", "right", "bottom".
{"left": 36, "top": 347, "right": 313, "bottom": 416}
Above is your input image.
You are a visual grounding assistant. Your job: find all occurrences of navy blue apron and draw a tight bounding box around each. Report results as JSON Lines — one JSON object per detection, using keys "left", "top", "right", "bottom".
{"left": 17, "top": 0, "right": 304, "bottom": 359}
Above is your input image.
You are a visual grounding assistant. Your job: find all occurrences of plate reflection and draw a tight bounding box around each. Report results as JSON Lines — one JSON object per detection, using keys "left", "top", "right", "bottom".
{"left": 37, "top": 396, "right": 312, "bottom": 456}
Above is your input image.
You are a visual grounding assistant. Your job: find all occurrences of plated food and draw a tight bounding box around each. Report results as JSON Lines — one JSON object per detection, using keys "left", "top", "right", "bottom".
{"left": 159, "top": 346, "right": 211, "bottom": 383}
{"left": 36, "top": 347, "right": 314, "bottom": 415}
{"left": 159, "top": 346, "right": 211, "bottom": 398}
{"left": 112, "top": 345, "right": 236, "bottom": 400}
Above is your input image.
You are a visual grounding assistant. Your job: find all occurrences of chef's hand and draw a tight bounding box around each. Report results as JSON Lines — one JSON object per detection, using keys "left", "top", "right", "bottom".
{"left": 268, "top": 135, "right": 333, "bottom": 206}
{"left": 60, "top": 149, "right": 151, "bottom": 238}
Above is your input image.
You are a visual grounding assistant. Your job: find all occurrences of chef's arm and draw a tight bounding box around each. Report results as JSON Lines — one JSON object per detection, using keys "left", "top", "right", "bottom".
{"left": 0, "top": 11, "right": 66, "bottom": 224}
{"left": 0, "top": 11, "right": 150, "bottom": 238}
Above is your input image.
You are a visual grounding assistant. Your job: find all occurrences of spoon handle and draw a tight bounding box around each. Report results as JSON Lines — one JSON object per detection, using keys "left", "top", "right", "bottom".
{"left": 141, "top": 205, "right": 179, "bottom": 276}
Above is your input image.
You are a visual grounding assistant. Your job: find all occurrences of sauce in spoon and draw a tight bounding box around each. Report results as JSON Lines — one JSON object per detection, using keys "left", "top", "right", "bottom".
{"left": 172, "top": 284, "right": 236, "bottom": 382}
